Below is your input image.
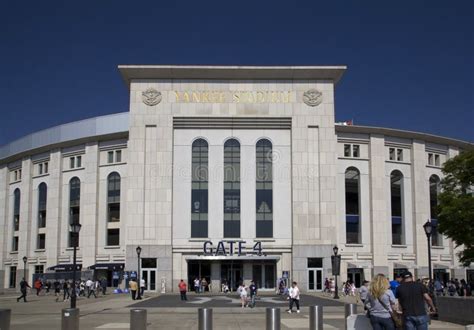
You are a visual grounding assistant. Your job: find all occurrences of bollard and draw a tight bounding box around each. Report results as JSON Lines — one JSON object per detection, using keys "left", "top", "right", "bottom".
{"left": 0, "top": 309, "right": 11, "bottom": 330}
{"left": 130, "top": 309, "right": 147, "bottom": 330}
{"left": 344, "top": 304, "right": 357, "bottom": 330}
{"left": 61, "top": 308, "right": 79, "bottom": 330}
{"left": 198, "top": 308, "right": 213, "bottom": 330}
{"left": 266, "top": 307, "right": 281, "bottom": 330}
{"left": 309, "top": 305, "right": 323, "bottom": 330}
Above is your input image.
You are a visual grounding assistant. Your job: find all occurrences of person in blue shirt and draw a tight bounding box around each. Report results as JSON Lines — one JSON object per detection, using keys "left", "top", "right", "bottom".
{"left": 389, "top": 274, "right": 401, "bottom": 296}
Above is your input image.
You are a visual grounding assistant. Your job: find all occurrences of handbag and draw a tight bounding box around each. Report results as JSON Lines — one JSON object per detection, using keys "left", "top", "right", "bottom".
{"left": 378, "top": 295, "right": 403, "bottom": 329}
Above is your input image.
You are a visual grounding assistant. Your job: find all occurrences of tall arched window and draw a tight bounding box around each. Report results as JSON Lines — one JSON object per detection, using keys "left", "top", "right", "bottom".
{"left": 345, "top": 167, "right": 360, "bottom": 244}
{"left": 390, "top": 170, "right": 404, "bottom": 245}
{"left": 13, "top": 188, "right": 20, "bottom": 231}
{"left": 69, "top": 177, "right": 81, "bottom": 248}
{"left": 430, "top": 175, "right": 442, "bottom": 246}
{"left": 224, "top": 139, "right": 240, "bottom": 238}
{"left": 38, "top": 183, "right": 47, "bottom": 228}
{"left": 107, "top": 173, "right": 121, "bottom": 222}
{"left": 256, "top": 139, "right": 273, "bottom": 238}
{"left": 191, "top": 139, "right": 208, "bottom": 238}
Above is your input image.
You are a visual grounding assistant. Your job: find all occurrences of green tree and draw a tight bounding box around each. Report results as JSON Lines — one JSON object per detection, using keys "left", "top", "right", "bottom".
{"left": 437, "top": 149, "right": 474, "bottom": 266}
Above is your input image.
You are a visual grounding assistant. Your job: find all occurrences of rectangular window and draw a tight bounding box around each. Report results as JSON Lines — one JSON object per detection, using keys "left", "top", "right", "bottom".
{"left": 34, "top": 265, "right": 44, "bottom": 275}
{"left": 108, "top": 151, "right": 114, "bottom": 164}
{"left": 76, "top": 156, "right": 82, "bottom": 168}
{"left": 44, "top": 162, "right": 48, "bottom": 174}
{"left": 39, "top": 163, "right": 43, "bottom": 175}
{"left": 38, "top": 210, "right": 46, "bottom": 228}
{"left": 70, "top": 157, "right": 75, "bottom": 169}
{"left": 141, "top": 258, "right": 157, "bottom": 268}
{"left": 435, "top": 154, "right": 440, "bottom": 166}
{"left": 14, "top": 214, "right": 19, "bottom": 231}
{"left": 12, "top": 236, "right": 19, "bottom": 251}
{"left": 107, "top": 228, "right": 120, "bottom": 246}
{"left": 18, "top": 169, "right": 21, "bottom": 180}
{"left": 392, "top": 217, "right": 403, "bottom": 245}
{"left": 428, "top": 153, "right": 433, "bottom": 165}
{"left": 352, "top": 145, "right": 360, "bottom": 158}
{"left": 115, "top": 150, "right": 122, "bottom": 163}
{"left": 9, "top": 266, "right": 17, "bottom": 288}
{"left": 344, "top": 144, "right": 351, "bottom": 157}
{"left": 307, "top": 258, "right": 323, "bottom": 268}
{"left": 389, "top": 148, "right": 395, "bottom": 160}
{"left": 37, "top": 234, "right": 45, "bottom": 250}
{"left": 397, "top": 149, "right": 403, "bottom": 161}
{"left": 108, "top": 203, "right": 120, "bottom": 222}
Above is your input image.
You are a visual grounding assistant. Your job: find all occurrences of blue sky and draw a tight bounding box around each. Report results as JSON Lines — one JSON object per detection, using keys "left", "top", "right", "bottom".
{"left": 1, "top": 0, "right": 473, "bottom": 144}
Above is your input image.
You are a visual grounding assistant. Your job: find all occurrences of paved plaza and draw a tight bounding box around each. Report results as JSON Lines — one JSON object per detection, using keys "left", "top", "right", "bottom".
{"left": 0, "top": 291, "right": 466, "bottom": 329}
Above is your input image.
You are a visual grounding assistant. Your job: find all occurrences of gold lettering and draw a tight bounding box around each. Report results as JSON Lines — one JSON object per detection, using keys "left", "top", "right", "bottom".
{"left": 174, "top": 91, "right": 181, "bottom": 102}
{"left": 233, "top": 92, "right": 240, "bottom": 103}
{"left": 192, "top": 92, "right": 200, "bottom": 103}
{"left": 220, "top": 92, "right": 226, "bottom": 103}
{"left": 271, "top": 92, "right": 280, "bottom": 103}
{"left": 256, "top": 91, "right": 264, "bottom": 103}
{"left": 201, "top": 92, "right": 209, "bottom": 103}
{"left": 282, "top": 91, "right": 290, "bottom": 103}
{"left": 183, "top": 92, "right": 190, "bottom": 103}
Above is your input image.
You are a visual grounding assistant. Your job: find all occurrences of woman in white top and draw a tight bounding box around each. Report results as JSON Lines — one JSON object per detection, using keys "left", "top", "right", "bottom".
{"left": 238, "top": 283, "right": 248, "bottom": 308}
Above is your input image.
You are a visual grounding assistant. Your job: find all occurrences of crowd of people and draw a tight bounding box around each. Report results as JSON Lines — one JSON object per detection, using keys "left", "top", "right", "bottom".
{"left": 16, "top": 277, "right": 109, "bottom": 303}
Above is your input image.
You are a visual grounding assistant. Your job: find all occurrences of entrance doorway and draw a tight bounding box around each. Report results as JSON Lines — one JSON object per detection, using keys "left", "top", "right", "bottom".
{"left": 308, "top": 268, "right": 323, "bottom": 291}
{"left": 221, "top": 262, "right": 243, "bottom": 292}
{"left": 252, "top": 262, "right": 276, "bottom": 289}
{"left": 141, "top": 258, "right": 157, "bottom": 292}
{"left": 347, "top": 268, "right": 364, "bottom": 288}
{"left": 188, "top": 261, "right": 212, "bottom": 292}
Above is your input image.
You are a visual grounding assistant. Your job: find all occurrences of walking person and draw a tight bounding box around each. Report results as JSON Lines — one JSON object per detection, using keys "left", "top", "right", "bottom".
{"left": 101, "top": 278, "right": 107, "bottom": 295}
{"left": 53, "top": 279, "right": 61, "bottom": 298}
{"left": 194, "top": 278, "right": 200, "bottom": 293}
{"left": 365, "top": 274, "right": 397, "bottom": 330}
{"left": 63, "top": 281, "right": 70, "bottom": 302}
{"left": 79, "top": 280, "right": 85, "bottom": 296}
{"left": 34, "top": 278, "right": 42, "bottom": 296}
{"left": 249, "top": 280, "right": 258, "bottom": 308}
{"left": 45, "top": 281, "right": 51, "bottom": 295}
{"left": 359, "top": 280, "right": 369, "bottom": 306}
{"left": 396, "top": 271, "right": 437, "bottom": 330}
{"left": 86, "top": 278, "right": 97, "bottom": 298}
{"left": 129, "top": 278, "right": 138, "bottom": 300}
{"left": 17, "top": 278, "right": 30, "bottom": 302}
{"left": 178, "top": 279, "right": 188, "bottom": 301}
{"left": 140, "top": 277, "right": 146, "bottom": 296}
{"left": 238, "top": 283, "right": 248, "bottom": 308}
{"left": 287, "top": 282, "right": 301, "bottom": 314}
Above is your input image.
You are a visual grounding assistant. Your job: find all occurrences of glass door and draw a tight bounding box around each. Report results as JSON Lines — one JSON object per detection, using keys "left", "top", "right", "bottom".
{"left": 308, "top": 268, "right": 323, "bottom": 291}
{"left": 141, "top": 269, "right": 157, "bottom": 292}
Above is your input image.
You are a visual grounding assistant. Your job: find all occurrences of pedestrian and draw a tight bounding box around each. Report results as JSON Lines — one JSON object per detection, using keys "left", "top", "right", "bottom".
{"left": 34, "top": 278, "right": 42, "bottom": 296}
{"left": 330, "top": 278, "right": 335, "bottom": 295}
{"left": 140, "top": 277, "right": 146, "bottom": 296}
{"left": 389, "top": 274, "right": 401, "bottom": 296}
{"left": 396, "top": 271, "right": 437, "bottom": 330}
{"left": 178, "top": 279, "right": 188, "bottom": 301}
{"left": 129, "top": 278, "right": 138, "bottom": 300}
{"left": 460, "top": 279, "right": 468, "bottom": 297}
{"left": 249, "top": 280, "right": 258, "bottom": 308}
{"left": 79, "top": 280, "right": 85, "bottom": 296}
{"left": 287, "top": 282, "right": 301, "bottom": 314}
{"left": 86, "top": 278, "right": 97, "bottom": 298}
{"left": 237, "top": 283, "right": 248, "bottom": 308}
{"left": 324, "top": 278, "right": 330, "bottom": 295}
{"left": 63, "top": 281, "right": 70, "bottom": 302}
{"left": 54, "top": 279, "right": 61, "bottom": 297}
{"left": 201, "top": 277, "right": 208, "bottom": 293}
{"left": 194, "top": 278, "right": 200, "bottom": 293}
{"left": 17, "top": 278, "right": 30, "bottom": 302}
{"left": 365, "top": 274, "right": 397, "bottom": 330}
{"left": 434, "top": 279, "right": 444, "bottom": 296}
{"left": 45, "top": 281, "right": 51, "bottom": 295}
{"left": 101, "top": 278, "right": 107, "bottom": 295}
{"left": 359, "top": 280, "right": 369, "bottom": 306}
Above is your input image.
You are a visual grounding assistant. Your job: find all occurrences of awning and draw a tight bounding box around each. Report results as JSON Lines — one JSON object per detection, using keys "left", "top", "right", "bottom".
{"left": 88, "top": 263, "right": 125, "bottom": 271}
{"left": 47, "top": 264, "right": 82, "bottom": 272}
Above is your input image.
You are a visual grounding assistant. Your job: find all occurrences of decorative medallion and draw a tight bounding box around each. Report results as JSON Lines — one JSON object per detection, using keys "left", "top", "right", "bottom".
{"left": 142, "top": 88, "right": 162, "bottom": 106}
{"left": 303, "top": 89, "right": 323, "bottom": 107}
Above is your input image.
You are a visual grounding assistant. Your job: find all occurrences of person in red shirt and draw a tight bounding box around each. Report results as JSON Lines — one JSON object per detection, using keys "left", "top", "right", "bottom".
{"left": 34, "top": 279, "right": 42, "bottom": 296}
{"left": 178, "top": 279, "right": 188, "bottom": 301}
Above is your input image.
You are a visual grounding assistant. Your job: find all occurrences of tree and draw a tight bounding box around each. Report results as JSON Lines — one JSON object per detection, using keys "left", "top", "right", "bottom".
{"left": 437, "top": 149, "right": 474, "bottom": 266}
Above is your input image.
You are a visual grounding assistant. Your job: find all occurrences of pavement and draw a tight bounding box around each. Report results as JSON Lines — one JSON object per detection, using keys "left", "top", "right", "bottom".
{"left": 0, "top": 290, "right": 465, "bottom": 329}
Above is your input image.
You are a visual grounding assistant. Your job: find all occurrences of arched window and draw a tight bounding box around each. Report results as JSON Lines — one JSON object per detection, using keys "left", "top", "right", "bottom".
{"left": 107, "top": 173, "right": 121, "bottom": 222}
{"left": 38, "top": 183, "right": 47, "bottom": 228}
{"left": 345, "top": 167, "right": 360, "bottom": 244}
{"left": 69, "top": 177, "right": 80, "bottom": 248}
{"left": 256, "top": 139, "right": 273, "bottom": 238}
{"left": 13, "top": 188, "right": 20, "bottom": 231}
{"left": 430, "top": 175, "right": 442, "bottom": 246}
{"left": 223, "top": 139, "right": 240, "bottom": 238}
{"left": 191, "top": 139, "right": 208, "bottom": 238}
{"left": 390, "top": 170, "right": 404, "bottom": 245}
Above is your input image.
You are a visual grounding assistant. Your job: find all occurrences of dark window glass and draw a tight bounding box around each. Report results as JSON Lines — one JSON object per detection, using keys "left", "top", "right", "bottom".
{"left": 391, "top": 171, "right": 403, "bottom": 245}
{"left": 430, "top": 175, "right": 441, "bottom": 246}
{"left": 107, "top": 229, "right": 120, "bottom": 246}
{"left": 224, "top": 139, "right": 240, "bottom": 238}
{"left": 108, "top": 151, "right": 114, "bottom": 163}
{"left": 35, "top": 265, "right": 44, "bottom": 274}
{"left": 352, "top": 145, "right": 360, "bottom": 158}
{"left": 344, "top": 144, "right": 351, "bottom": 157}
{"left": 107, "top": 172, "right": 121, "bottom": 222}
{"left": 141, "top": 258, "right": 157, "bottom": 268}
{"left": 345, "top": 168, "right": 360, "bottom": 244}
{"left": 13, "top": 188, "right": 20, "bottom": 231}
{"left": 69, "top": 177, "right": 80, "bottom": 248}
{"left": 76, "top": 156, "right": 82, "bottom": 168}
{"left": 38, "top": 183, "right": 47, "bottom": 228}
{"left": 37, "top": 234, "right": 45, "bottom": 249}
{"left": 256, "top": 139, "right": 273, "bottom": 238}
{"left": 191, "top": 139, "right": 208, "bottom": 238}
{"left": 9, "top": 266, "right": 16, "bottom": 288}
{"left": 116, "top": 150, "right": 122, "bottom": 163}
{"left": 12, "top": 236, "right": 19, "bottom": 251}
{"left": 307, "top": 258, "right": 323, "bottom": 268}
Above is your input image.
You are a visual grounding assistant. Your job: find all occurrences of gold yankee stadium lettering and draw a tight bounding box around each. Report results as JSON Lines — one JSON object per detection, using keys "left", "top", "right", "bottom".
{"left": 174, "top": 91, "right": 291, "bottom": 103}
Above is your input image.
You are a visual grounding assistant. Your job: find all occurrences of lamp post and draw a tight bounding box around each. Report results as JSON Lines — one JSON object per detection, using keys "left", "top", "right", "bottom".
{"left": 70, "top": 223, "right": 81, "bottom": 309}
{"left": 331, "top": 245, "right": 341, "bottom": 299}
{"left": 22, "top": 256, "right": 27, "bottom": 282}
{"left": 136, "top": 246, "right": 142, "bottom": 300}
{"left": 423, "top": 220, "right": 434, "bottom": 283}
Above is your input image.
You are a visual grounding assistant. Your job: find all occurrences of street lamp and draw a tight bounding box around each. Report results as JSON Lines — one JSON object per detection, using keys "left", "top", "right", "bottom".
{"left": 136, "top": 246, "right": 142, "bottom": 300}
{"left": 331, "top": 245, "right": 341, "bottom": 299}
{"left": 70, "top": 222, "right": 81, "bottom": 309}
{"left": 423, "top": 220, "right": 434, "bottom": 283}
{"left": 22, "top": 256, "right": 27, "bottom": 282}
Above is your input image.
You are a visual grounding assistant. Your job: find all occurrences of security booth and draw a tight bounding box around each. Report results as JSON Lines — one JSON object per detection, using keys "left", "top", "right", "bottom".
{"left": 88, "top": 263, "right": 125, "bottom": 287}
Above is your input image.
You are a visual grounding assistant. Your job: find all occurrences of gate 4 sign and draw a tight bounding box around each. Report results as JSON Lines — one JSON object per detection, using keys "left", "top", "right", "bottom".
{"left": 203, "top": 241, "right": 263, "bottom": 256}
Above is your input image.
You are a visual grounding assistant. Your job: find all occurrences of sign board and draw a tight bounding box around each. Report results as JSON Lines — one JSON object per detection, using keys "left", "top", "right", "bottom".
{"left": 331, "top": 255, "right": 341, "bottom": 276}
{"left": 282, "top": 271, "right": 289, "bottom": 279}
{"left": 203, "top": 240, "right": 263, "bottom": 256}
